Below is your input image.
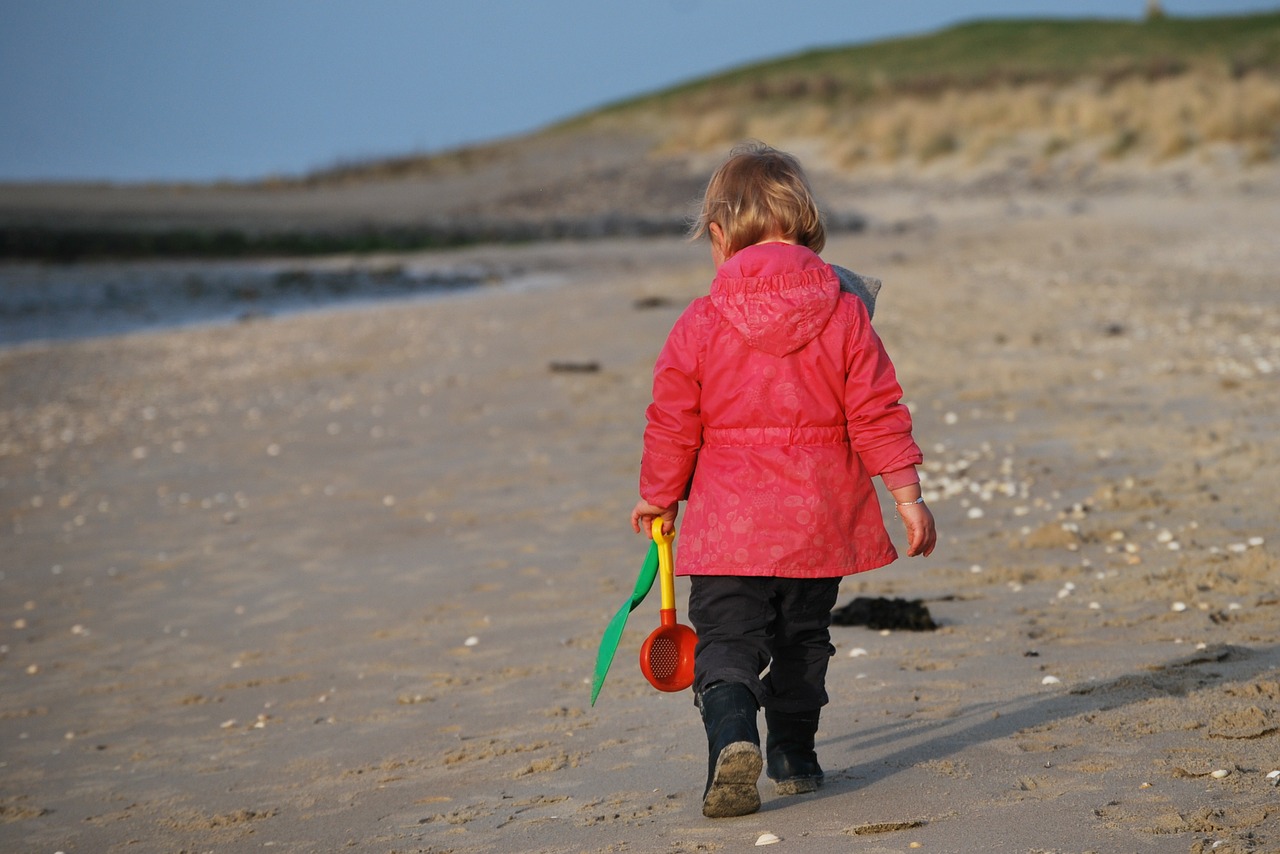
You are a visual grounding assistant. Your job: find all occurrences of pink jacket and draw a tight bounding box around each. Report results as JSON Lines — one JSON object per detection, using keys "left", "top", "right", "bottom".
{"left": 639, "top": 243, "right": 922, "bottom": 578}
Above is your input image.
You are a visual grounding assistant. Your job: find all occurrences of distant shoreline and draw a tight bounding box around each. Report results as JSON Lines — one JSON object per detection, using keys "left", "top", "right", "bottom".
{"left": 0, "top": 257, "right": 508, "bottom": 349}
{"left": 0, "top": 217, "right": 696, "bottom": 262}
{"left": 0, "top": 206, "right": 873, "bottom": 261}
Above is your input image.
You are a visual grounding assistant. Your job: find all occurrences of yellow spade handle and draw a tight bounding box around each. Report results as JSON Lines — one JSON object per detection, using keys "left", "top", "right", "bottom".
{"left": 651, "top": 518, "right": 676, "bottom": 611}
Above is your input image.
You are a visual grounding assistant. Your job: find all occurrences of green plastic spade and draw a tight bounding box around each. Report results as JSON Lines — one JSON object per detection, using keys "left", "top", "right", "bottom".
{"left": 590, "top": 540, "right": 659, "bottom": 705}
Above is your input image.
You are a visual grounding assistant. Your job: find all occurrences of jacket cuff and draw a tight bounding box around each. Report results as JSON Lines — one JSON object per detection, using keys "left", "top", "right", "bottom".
{"left": 880, "top": 466, "right": 920, "bottom": 491}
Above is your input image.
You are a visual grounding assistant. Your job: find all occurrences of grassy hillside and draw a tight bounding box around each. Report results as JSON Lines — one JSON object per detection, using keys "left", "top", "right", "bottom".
{"left": 563, "top": 12, "right": 1280, "bottom": 168}
{"left": 303, "top": 12, "right": 1280, "bottom": 188}
{"left": 606, "top": 12, "right": 1280, "bottom": 108}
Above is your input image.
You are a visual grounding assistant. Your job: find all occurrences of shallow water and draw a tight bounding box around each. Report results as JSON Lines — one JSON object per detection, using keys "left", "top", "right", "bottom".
{"left": 0, "top": 258, "right": 490, "bottom": 348}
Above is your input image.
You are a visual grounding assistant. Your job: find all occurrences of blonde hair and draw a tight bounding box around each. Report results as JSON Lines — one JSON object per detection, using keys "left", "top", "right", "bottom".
{"left": 692, "top": 142, "right": 826, "bottom": 257}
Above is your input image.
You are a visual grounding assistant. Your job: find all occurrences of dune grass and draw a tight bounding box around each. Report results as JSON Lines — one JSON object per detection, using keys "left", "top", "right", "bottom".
{"left": 575, "top": 12, "right": 1280, "bottom": 167}
{"left": 304, "top": 13, "right": 1280, "bottom": 186}
{"left": 599, "top": 13, "right": 1280, "bottom": 112}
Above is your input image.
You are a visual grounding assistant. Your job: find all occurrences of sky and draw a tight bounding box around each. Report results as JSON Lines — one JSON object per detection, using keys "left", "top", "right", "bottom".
{"left": 2, "top": 0, "right": 1277, "bottom": 183}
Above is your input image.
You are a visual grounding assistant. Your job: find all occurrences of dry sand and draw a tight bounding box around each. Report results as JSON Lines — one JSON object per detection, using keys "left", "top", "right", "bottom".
{"left": 1, "top": 185, "right": 1278, "bottom": 853}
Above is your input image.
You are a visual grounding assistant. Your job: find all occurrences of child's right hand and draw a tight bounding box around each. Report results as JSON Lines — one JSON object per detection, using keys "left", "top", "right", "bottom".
{"left": 630, "top": 500, "right": 677, "bottom": 538}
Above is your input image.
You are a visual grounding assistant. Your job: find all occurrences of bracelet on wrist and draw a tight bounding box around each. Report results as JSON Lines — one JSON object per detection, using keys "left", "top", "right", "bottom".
{"left": 895, "top": 496, "right": 926, "bottom": 506}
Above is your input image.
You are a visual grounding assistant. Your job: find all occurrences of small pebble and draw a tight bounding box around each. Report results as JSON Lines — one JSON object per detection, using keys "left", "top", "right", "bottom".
{"left": 755, "top": 832, "right": 781, "bottom": 846}
{"left": 1210, "top": 769, "right": 1230, "bottom": 779}
{"left": 848, "top": 647, "right": 869, "bottom": 658}
{"left": 1171, "top": 601, "right": 1188, "bottom": 612}
{"left": 1265, "top": 769, "right": 1279, "bottom": 785}
{"left": 1041, "top": 675, "right": 1061, "bottom": 685}
{"left": 463, "top": 636, "right": 479, "bottom": 647}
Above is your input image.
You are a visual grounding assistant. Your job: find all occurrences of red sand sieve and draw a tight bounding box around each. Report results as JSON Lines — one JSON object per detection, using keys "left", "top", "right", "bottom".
{"left": 639, "top": 520, "right": 697, "bottom": 692}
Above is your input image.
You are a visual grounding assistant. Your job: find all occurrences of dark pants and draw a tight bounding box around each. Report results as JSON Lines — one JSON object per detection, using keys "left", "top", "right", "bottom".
{"left": 688, "top": 575, "right": 841, "bottom": 715}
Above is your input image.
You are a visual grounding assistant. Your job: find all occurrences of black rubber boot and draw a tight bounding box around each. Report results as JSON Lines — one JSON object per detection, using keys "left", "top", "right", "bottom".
{"left": 698, "top": 682, "right": 762, "bottom": 818}
{"left": 765, "top": 708, "right": 823, "bottom": 795}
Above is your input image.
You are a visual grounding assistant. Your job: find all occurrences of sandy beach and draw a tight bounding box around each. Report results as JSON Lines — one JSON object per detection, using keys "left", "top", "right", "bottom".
{"left": 2, "top": 183, "right": 1278, "bottom": 853}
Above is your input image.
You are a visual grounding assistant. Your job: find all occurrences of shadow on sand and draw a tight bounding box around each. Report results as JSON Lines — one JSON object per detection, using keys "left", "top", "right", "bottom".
{"left": 809, "top": 642, "right": 1275, "bottom": 799}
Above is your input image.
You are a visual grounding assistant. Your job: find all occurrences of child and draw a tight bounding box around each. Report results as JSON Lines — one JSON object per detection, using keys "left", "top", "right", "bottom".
{"left": 630, "top": 142, "right": 936, "bottom": 818}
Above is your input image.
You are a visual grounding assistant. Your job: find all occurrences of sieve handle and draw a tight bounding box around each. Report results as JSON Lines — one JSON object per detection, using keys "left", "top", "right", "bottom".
{"left": 651, "top": 518, "right": 676, "bottom": 612}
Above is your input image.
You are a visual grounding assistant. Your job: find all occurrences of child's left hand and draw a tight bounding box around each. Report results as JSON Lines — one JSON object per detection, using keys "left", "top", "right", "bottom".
{"left": 897, "top": 502, "right": 937, "bottom": 557}
{"left": 630, "top": 500, "right": 677, "bottom": 538}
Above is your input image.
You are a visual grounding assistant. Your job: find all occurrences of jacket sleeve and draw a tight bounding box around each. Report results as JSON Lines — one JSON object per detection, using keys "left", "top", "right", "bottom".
{"left": 842, "top": 301, "right": 923, "bottom": 476}
{"left": 639, "top": 305, "right": 704, "bottom": 508}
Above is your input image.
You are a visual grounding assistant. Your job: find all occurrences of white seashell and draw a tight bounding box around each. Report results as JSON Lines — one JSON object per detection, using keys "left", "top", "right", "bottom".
{"left": 1248, "top": 536, "right": 1265, "bottom": 547}
{"left": 848, "top": 647, "right": 869, "bottom": 658}
{"left": 755, "top": 832, "right": 781, "bottom": 846}
{"left": 1171, "top": 602, "right": 1188, "bottom": 612}
{"left": 1210, "top": 769, "right": 1230, "bottom": 779}
{"left": 1041, "top": 675, "right": 1061, "bottom": 685}
{"left": 463, "top": 636, "right": 479, "bottom": 647}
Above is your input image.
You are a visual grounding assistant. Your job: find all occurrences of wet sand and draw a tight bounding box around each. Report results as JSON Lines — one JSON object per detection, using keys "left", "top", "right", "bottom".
{"left": 1, "top": 186, "right": 1278, "bottom": 853}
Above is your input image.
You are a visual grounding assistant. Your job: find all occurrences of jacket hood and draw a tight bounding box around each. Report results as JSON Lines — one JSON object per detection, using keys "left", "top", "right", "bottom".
{"left": 710, "top": 242, "right": 840, "bottom": 357}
